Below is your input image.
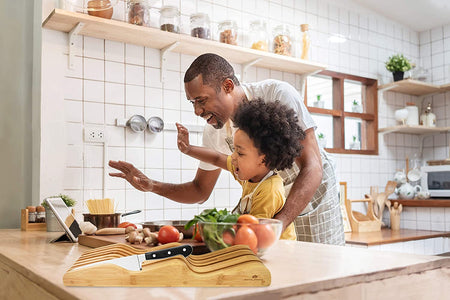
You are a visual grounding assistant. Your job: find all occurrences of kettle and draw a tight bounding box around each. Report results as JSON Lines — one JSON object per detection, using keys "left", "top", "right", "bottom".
{"left": 396, "top": 182, "right": 422, "bottom": 199}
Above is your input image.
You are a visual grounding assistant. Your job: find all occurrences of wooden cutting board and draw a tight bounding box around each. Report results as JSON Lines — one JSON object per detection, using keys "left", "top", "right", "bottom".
{"left": 78, "top": 234, "right": 209, "bottom": 255}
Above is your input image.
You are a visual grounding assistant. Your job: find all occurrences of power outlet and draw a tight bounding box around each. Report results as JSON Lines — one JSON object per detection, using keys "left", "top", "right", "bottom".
{"left": 84, "top": 127, "right": 106, "bottom": 143}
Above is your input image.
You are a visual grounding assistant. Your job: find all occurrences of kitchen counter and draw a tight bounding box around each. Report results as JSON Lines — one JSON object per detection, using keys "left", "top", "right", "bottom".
{"left": 1, "top": 230, "right": 449, "bottom": 300}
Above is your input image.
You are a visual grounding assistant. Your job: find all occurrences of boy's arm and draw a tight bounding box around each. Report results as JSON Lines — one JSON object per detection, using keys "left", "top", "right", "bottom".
{"left": 176, "top": 123, "right": 228, "bottom": 170}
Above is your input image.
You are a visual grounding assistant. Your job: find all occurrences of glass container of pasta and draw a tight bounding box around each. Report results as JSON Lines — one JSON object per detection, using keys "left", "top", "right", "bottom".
{"left": 272, "top": 25, "right": 292, "bottom": 56}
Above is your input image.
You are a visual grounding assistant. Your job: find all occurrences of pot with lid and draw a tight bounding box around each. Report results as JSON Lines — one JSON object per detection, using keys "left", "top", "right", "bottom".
{"left": 83, "top": 210, "right": 141, "bottom": 229}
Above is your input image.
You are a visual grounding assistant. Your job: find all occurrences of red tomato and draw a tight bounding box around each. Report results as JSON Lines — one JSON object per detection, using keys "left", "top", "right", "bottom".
{"left": 237, "top": 214, "right": 259, "bottom": 224}
{"left": 222, "top": 230, "right": 235, "bottom": 245}
{"left": 194, "top": 224, "right": 203, "bottom": 242}
{"left": 254, "top": 224, "right": 276, "bottom": 249}
{"left": 118, "top": 222, "right": 137, "bottom": 229}
{"left": 234, "top": 225, "right": 258, "bottom": 254}
{"left": 158, "top": 225, "right": 180, "bottom": 244}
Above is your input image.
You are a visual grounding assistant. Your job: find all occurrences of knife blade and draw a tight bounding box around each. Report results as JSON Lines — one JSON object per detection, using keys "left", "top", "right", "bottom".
{"left": 74, "top": 245, "right": 193, "bottom": 271}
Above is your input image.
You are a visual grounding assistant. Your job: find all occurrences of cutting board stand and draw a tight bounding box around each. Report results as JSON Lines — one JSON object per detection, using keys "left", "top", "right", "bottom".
{"left": 63, "top": 243, "right": 271, "bottom": 287}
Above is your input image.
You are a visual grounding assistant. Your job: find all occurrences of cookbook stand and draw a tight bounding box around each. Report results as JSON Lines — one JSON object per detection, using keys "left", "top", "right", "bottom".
{"left": 63, "top": 242, "right": 271, "bottom": 287}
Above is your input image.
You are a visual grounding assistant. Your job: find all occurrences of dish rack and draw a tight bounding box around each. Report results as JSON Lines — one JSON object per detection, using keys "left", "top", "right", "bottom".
{"left": 63, "top": 242, "right": 271, "bottom": 287}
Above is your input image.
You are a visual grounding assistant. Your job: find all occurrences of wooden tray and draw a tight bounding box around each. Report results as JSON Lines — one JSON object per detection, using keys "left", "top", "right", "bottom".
{"left": 63, "top": 242, "right": 271, "bottom": 287}
{"left": 78, "top": 234, "right": 209, "bottom": 255}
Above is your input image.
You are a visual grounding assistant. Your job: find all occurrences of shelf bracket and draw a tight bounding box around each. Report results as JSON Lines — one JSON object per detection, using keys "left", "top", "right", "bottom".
{"left": 241, "top": 58, "right": 262, "bottom": 82}
{"left": 160, "top": 42, "right": 180, "bottom": 82}
{"left": 68, "top": 22, "right": 84, "bottom": 70}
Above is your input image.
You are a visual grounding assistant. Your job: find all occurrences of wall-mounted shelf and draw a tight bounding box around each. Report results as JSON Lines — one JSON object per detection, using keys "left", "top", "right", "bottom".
{"left": 378, "top": 125, "right": 450, "bottom": 135}
{"left": 42, "top": 9, "right": 326, "bottom": 79}
{"left": 392, "top": 199, "right": 450, "bottom": 208}
{"left": 378, "top": 79, "right": 442, "bottom": 96}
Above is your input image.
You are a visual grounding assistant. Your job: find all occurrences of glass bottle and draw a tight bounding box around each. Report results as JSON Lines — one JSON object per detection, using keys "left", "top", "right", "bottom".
{"left": 27, "top": 206, "right": 36, "bottom": 223}
{"left": 218, "top": 20, "right": 238, "bottom": 45}
{"left": 300, "top": 24, "right": 311, "bottom": 60}
{"left": 248, "top": 20, "right": 269, "bottom": 51}
{"left": 190, "top": 13, "right": 211, "bottom": 39}
{"left": 272, "top": 25, "right": 292, "bottom": 56}
{"left": 127, "top": 0, "right": 150, "bottom": 27}
{"left": 159, "top": 6, "right": 180, "bottom": 33}
{"left": 36, "top": 206, "right": 46, "bottom": 223}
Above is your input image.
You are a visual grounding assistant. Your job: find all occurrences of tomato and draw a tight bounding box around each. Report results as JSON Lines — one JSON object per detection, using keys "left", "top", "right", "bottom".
{"left": 193, "top": 224, "right": 203, "bottom": 242}
{"left": 254, "top": 224, "right": 276, "bottom": 249}
{"left": 158, "top": 225, "right": 180, "bottom": 244}
{"left": 237, "top": 214, "right": 259, "bottom": 224}
{"left": 234, "top": 225, "right": 258, "bottom": 254}
{"left": 222, "top": 229, "right": 235, "bottom": 245}
{"left": 118, "top": 222, "right": 137, "bottom": 229}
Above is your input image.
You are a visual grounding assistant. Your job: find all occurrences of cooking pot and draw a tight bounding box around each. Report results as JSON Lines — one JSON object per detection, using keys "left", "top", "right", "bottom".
{"left": 83, "top": 210, "right": 141, "bottom": 229}
{"left": 141, "top": 220, "right": 193, "bottom": 238}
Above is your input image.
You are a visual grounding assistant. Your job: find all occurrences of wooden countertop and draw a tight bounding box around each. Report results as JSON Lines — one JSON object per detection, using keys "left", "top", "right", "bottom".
{"left": 1, "top": 230, "right": 449, "bottom": 299}
{"left": 346, "top": 228, "right": 450, "bottom": 246}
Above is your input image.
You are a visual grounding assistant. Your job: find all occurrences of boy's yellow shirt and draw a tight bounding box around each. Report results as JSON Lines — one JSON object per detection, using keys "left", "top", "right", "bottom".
{"left": 227, "top": 156, "right": 296, "bottom": 240}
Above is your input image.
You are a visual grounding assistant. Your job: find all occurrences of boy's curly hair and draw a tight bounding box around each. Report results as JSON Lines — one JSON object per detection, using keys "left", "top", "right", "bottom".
{"left": 233, "top": 99, "right": 305, "bottom": 171}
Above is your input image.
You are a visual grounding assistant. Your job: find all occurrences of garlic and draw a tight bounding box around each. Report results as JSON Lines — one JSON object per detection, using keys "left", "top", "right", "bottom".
{"left": 79, "top": 221, "right": 97, "bottom": 235}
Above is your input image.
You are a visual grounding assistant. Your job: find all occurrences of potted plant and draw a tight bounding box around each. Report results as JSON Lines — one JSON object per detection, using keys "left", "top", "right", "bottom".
{"left": 41, "top": 194, "right": 76, "bottom": 232}
{"left": 349, "top": 135, "right": 360, "bottom": 150}
{"left": 317, "top": 132, "right": 327, "bottom": 148}
{"left": 385, "top": 54, "right": 412, "bottom": 82}
{"left": 351, "top": 99, "right": 362, "bottom": 113}
{"left": 313, "top": 94, "right": 324, "bottom": 108}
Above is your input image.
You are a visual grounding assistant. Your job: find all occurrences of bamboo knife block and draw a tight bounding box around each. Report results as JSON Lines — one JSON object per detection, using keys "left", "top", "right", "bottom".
{"left": 63, "top": 243, "right": 271, "bottom": 287}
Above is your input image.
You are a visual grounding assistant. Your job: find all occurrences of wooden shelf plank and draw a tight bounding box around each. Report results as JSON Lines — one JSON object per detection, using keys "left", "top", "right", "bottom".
{"left": 42, "top": 9, "right": 327, "bottom": 76}
{"left": 345, "top": 228, "right": 450, "bottom": 246}
{"left": 391, "top": 199, "right": 450, "bottom": 207}
{"left": 378, "top": 79, "right": 442, "bottom": 96}
{"left": 441, "top": 83, "right": 450, "bottom": 92}
{"left": 378, "top": 125, "right": 450, "bottom": 134}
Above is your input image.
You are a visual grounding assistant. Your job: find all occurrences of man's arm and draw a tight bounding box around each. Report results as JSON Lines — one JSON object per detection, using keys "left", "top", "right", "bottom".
{"left": 109, "top": 160, "right": 221, "bottom": 204}
{"left": 273, "top": 128, "right": 323, "bottom": 231}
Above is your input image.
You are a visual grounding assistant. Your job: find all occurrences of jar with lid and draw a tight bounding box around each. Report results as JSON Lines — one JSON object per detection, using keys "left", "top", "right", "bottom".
{"left": 36, "top": 206, "right": 46, "bottom": 223}
{"left": 190, "top": 13, "right": 211, "bottom": 39}
{"left": 27, "top": 206, "right": 36, "bottom": 223}
{"left": 127, "top": 0, "right": 150, "bottom": 27}
{"left": 272, "top": 25, "right": 292, "bottom": 56}
{"left": 248, "top": 20, "right": 269, "bottom": 51}
{"left": 300, "top": 24, "right": 311, "bottom": 60}
{"left": 218, "top": 20, "right": 237, "bottom": 45}
{"left": 419, "top": 102, "right": 436, "bottom": 127}
{"left": 405, "top": 102, "right": 419, "bottom": 126}
{"left": 160, "top": 6, "right": 180, "bottom": 33}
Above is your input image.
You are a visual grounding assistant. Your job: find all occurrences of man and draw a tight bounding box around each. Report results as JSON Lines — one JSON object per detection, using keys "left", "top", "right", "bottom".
{"left": 110, "top": 53, "right": 345, "bottom": 245}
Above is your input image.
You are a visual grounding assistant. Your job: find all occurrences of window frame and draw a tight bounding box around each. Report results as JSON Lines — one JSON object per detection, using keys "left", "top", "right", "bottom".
{"left": 305, "top": 70, "right": 378, "bottom": 155}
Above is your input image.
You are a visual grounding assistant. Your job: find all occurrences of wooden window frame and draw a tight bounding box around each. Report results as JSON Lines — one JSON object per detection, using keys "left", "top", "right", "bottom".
{"left": 305, "top": 70, "right": 378, "bottom": 155}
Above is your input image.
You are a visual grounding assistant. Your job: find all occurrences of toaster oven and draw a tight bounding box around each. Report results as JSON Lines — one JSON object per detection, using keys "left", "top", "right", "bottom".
{"left": 420, "top": 165, "right": 450, "bottom": 197}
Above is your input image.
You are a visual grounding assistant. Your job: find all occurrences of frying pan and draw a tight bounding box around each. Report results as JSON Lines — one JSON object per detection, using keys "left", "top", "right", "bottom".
{"left": 83, "top": 210, "right": 141, "bottom": 229}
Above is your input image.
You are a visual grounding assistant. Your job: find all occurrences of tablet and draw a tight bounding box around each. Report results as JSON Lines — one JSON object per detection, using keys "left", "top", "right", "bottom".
{"left": 45, "top": 197, "right": 82, "bottom": 242}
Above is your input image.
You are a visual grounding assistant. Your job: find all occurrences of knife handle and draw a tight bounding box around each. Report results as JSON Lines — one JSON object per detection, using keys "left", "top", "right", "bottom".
{"left": 145, "top": 245, "right": 193, "bottom": 260}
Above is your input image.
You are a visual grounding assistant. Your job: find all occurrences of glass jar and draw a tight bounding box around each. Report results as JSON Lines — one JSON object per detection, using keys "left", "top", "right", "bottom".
{"left": 36, "top": 206, "right": 46, "bottom": 223}
{"left": 300, "top": 24, "right": 311, "bottom": 60}
{"left": 27, "top": 206, "right": 36, "bottom": 223}
{"left": 127, "top": 0, "right": 150, "bottom": 26}
{"left": 190, "top": 13, "right": 211, "bottom": 39}
{"left": 160, "top": 6, "right": 180, "bottom": 33}
{"left": 272, "top": 25, "right": 292, "bottom": 56}
{"left": 218, "top": 20, "right": 237, "bottom": 45}
{"left": 248, "top": 20, "right": 269, "bottom": 51}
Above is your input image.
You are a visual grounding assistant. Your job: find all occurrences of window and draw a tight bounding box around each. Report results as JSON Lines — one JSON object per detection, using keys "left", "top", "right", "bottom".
{"left": 305, "top": 70, "right": 378, "bottom": 155}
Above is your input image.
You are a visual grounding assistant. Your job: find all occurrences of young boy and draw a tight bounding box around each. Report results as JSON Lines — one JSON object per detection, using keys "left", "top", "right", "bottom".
{"left": 176, "top": 99, "right": 305, "bottom": 240}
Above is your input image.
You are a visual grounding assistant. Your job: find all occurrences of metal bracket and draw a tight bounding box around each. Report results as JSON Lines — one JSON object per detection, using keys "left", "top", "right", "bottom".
{"left": 68, "top": 22, "right": 84, "bottom": 70}
{"left": 160, "top": 42, "right": 179, "bottom": 82}
{"left": 241, "top": 58, "right": 262, "bottom": 82}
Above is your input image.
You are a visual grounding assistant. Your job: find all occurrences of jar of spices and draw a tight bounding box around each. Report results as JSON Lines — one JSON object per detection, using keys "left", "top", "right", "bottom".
{"left": 36, "top": 206, "right": 46, "bottom": 223}
{"left": 248, "top": 20, "right": 269, "bottom": 51}
{"left": 190, "top": 13, "right": 211, "bottom": 39}
{"left": 272, "top": 25, "right": 292, "bottom": 56}
{"left": 160, "top": 6, "right": 180, "bottom": 33}
{"left": 27, "top": 206, "right": 36, "bottom": 223}
{"left": 127, "top": 0, "right": 150, "bottom": 26}
{"left": 218, "top": 20, "right": 238, "bottom": 45}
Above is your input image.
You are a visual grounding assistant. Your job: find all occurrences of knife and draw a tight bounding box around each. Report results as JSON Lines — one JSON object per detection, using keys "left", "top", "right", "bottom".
{"left": 74, "top": 245, "right": 193, "bottom": 271}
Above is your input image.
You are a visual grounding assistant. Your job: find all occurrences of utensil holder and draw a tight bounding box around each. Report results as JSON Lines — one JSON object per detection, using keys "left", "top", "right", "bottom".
{"left": 21, "top": 209, "right": 47, "bottom": 231}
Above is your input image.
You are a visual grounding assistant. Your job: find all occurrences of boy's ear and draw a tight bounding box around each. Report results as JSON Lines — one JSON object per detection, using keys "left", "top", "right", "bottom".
{"left": 260, "top": 155, "right": 267, "bottom": 166}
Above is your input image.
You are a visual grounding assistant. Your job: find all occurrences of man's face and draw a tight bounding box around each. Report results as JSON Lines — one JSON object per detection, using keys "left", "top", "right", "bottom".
{"left": 185, "top": 75, "right": 234, "bottom": 129}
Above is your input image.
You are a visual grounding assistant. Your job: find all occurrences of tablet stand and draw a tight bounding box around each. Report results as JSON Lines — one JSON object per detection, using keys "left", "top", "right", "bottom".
{"left": 50, "top": 233, "right": 73, "bottom": 243}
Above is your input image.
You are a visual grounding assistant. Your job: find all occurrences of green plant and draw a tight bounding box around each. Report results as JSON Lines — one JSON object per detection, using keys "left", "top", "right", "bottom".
{"left": 317, "top": 132, "right": 325, "bottom": 139}
{"left": 316, "top": 94, "right": 321, "bottom": 101}
{"left": 352, "top": 99, "right": 359, "bottom": 106}
{"left": 41, "top": 194, "right": 76, "bottom": 208}
{"left": 352, "top": 135, "right": 357, "bottom": 142}
{"left": 385, "top": 54, "right": 412, "bottom": 72}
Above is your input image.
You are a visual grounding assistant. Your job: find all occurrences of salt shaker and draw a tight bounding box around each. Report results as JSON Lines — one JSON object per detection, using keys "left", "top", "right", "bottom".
{"left": 27, "top": 206, "right": 36, "bottom": 223}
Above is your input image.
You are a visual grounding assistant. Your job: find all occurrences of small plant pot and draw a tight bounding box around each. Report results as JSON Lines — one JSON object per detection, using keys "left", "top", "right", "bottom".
{"left": 392, "top": 71, "right": 404, "bottom": 82}
{"left": 349, "top": 141, "right": 360, "bottom": 150}
{"left": 352, "top": 104, "right": 362, "bottom": 113}
{"left": 317, "top": 138, "right": 327, "bottom": 148}
{"left": 45, "top": 209, "right": 64, "bottom": 232}
{"left": 313, "top": 101, "right": 324, "bottom": 108}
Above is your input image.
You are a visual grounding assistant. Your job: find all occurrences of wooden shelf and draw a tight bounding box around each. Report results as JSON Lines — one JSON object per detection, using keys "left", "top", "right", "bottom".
{"left": 391, "top": 199, "right": 450, "bottom": 207}
{"left": 42, "top": 9, "right": 327, "bottom": 76}
{"left": 378, "top": 125, "right": 450, "bottom": 135}
{"left": 346, "top": 228, "right": 450, "bottom": 246}
{"left": 378, "top": 79, "right": 442, "bottom": 96}
{"left": 441, "top": 83, "right": 450, "bottom": 92}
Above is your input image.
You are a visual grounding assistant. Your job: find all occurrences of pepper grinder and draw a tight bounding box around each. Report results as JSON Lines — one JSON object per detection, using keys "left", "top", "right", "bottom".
{"left": 419, "top": 102, "right": 436, "bottom": 127}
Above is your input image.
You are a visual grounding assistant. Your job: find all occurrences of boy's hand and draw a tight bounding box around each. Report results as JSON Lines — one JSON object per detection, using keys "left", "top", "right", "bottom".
{"left": 176, "top": 123, "right": 191, "bottom": 154}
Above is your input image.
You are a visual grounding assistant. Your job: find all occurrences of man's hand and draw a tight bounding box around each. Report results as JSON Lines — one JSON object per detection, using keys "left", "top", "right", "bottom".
{"left": 109, "top": 160, "right": 153, "bottom": 192}
{"left": 176, "top": 123, "right": 191, "bottom": 154}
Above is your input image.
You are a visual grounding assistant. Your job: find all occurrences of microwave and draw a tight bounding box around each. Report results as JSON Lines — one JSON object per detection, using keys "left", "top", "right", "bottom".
{"left": 421, "top": 165, "right": 450, "bottom": 197}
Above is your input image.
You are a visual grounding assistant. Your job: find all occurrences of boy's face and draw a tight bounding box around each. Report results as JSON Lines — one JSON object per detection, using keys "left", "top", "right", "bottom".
{"left": 231, "top": 129, "right": 269, "bottom": 182}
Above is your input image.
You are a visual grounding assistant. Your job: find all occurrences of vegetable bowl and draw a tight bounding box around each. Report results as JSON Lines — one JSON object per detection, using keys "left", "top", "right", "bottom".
{"left": 198, "top": 218, "right": 282, "bottom": 257}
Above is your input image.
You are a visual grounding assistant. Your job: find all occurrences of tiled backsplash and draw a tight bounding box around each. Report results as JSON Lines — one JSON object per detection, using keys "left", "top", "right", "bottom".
{"left": 41, "top": 0, "right": 449, "bottom": 228}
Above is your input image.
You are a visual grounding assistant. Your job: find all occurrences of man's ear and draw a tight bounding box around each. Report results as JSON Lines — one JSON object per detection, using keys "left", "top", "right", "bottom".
{"left": 222, "top": 78, "right": 235, "bottom": 94}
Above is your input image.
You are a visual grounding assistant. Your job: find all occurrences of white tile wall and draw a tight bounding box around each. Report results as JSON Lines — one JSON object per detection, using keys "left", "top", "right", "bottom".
{"left": 41, "top": 1, "right": 449, "bottom": 232}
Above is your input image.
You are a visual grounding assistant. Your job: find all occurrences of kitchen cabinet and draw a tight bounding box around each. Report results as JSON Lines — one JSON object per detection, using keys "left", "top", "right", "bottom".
{"left": 1, "top": 230, "right": 449, "bottom": 299}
